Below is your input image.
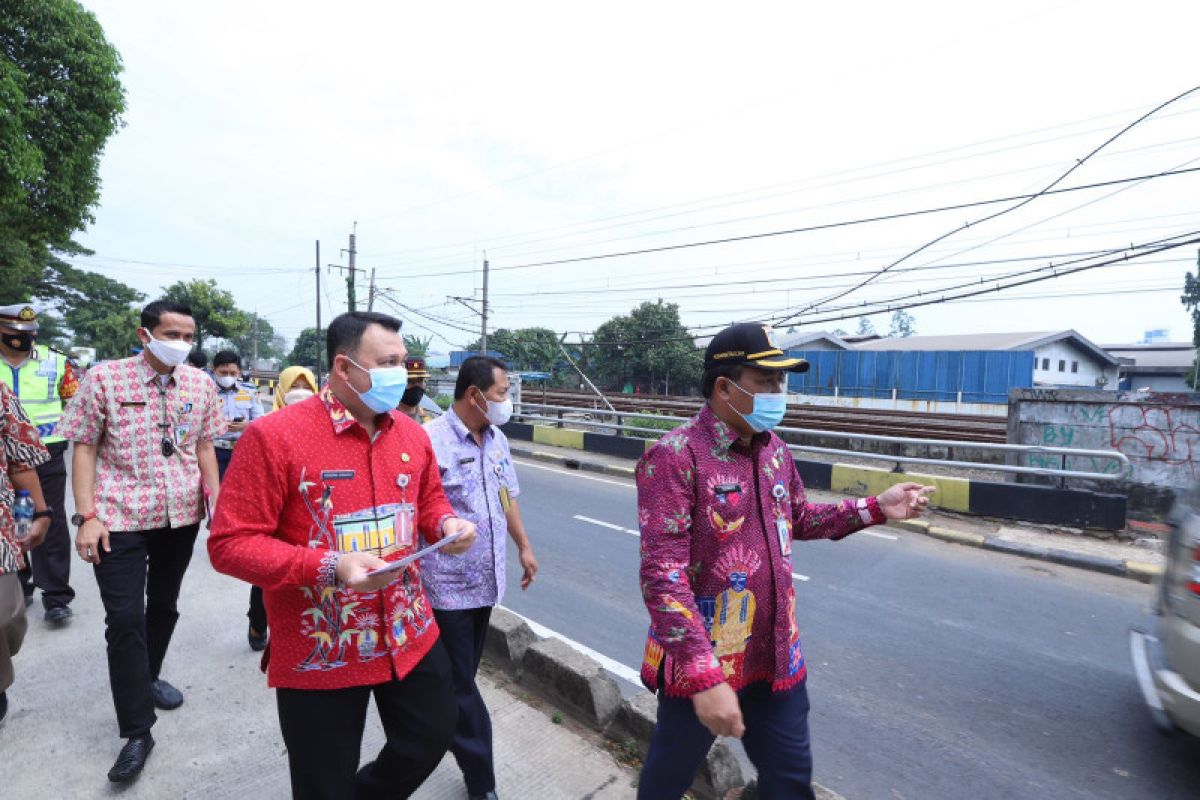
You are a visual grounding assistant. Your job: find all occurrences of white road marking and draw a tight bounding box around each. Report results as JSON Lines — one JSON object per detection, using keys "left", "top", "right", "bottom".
{"left": 573, "top": 513, "right": 812, "bottom": 581}
{"left": 499, "top": 605, "right": 643, "bottom": 686}
{"left": 514, "top": 458, "right": 635, "bottom": 488}
{"left": 863, "top": 530, "right": 900, "bottom": 541}
{"left": 573, "top": 514, "right": 640, "bottom": 537}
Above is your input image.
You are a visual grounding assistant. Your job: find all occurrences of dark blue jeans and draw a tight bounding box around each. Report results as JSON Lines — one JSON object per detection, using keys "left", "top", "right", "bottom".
{"left": 638, "top": 681, "right": 816, "bottom": 800}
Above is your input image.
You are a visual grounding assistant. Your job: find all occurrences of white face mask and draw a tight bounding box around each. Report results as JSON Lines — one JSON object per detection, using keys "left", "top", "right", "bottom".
{"left": 284, "top": 388, "right": 314, "bottom": 405}
{"left": 215, "top": 375, "right": 237, "bottom": 389}
{"left": 475, "top": 393, "right": 513, "bottom": 427}
{"left": 143, "top": 331, "right": 192, "bottom": 368}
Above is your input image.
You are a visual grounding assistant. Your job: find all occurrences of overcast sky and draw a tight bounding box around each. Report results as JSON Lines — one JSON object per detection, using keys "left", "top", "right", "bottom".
{"left": 72, "top": 0, "right": 1200, "bottom": 355}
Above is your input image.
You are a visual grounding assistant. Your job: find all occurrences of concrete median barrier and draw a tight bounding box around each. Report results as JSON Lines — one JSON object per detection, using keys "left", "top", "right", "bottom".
{"left": 484, "top": 606, "right": 537, "bottom": 669}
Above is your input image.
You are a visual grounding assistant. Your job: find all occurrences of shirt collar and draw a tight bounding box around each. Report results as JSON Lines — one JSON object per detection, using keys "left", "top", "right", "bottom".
{"left": 320, "top": 384, "right": 394, "bottom": 436}
{"left": 445, "top": 406, "right": 492, "bottom": 445}
{"left": 137, "top": 355, "right": 173, "bottom": 387}
{"left": 697, "top": 404, "right": 767, "bottom": 457}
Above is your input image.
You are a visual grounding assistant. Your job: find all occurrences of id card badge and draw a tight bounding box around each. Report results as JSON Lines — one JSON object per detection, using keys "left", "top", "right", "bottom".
{"left": 174, "top": 423, "right": 192, "bottom": 447}
{"left": 499, "top": 486, "right": 512, "bottom": 513}
{"left": 396, "top": 503, "right": 416, "bottom": 548}
{"left": 776, "top": 516, "right": 792, "bottom": 556}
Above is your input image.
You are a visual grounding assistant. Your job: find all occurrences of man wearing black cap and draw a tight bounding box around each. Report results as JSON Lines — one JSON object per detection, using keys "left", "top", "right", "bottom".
{"left": 634, "top": 323, "right": 935, "bottom": 799}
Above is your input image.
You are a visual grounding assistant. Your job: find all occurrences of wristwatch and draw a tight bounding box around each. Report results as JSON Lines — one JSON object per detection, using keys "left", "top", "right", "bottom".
{"left": 70, "top": 510, "right": 98, "bottom": 527}
{"left": 32, "top": 508, "right": 53, "bottom": 521}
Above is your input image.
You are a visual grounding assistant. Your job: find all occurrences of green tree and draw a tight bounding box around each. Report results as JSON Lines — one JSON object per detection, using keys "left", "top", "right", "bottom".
{"left": 403, "top": 334, "right": 432, "bottom": 359}
{"left": 467, "top": 327, "right": 562, "bottom": 374}
{"left": 855, "top": 317, "right": 877, "bottom": 336}
{"left": 1182, "top": 249, "right": 1200, "bottom": 387}
{"left": 0, "top": 0, "right": 126, "bottom": 298}
{"left": 590, "top": 301, "right": 701, "bottom": 394}
{"left": 888, "top": 309, "right": 916, "bottom": 337}
{"left": 286, "top": 327, "right": 326, "bottom": 373}
{"left": 30, "top": 257, "right": 145, "bottom": 357}
{"left": 160, "top": 279, "right": 249, "bottom": 351}
{"left": 228, "top": 314, "right": 287, "bottom": 365}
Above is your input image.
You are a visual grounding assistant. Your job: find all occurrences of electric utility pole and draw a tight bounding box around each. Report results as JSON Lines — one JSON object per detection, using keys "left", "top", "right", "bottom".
{"left": 314, "top": 240, "right": 322, "bottom": 387}
{"left": 329, "top": 222, "right": 364, "bottom": 311}
{"left": 481, "top": 255, "right": 489, "bottom": 354}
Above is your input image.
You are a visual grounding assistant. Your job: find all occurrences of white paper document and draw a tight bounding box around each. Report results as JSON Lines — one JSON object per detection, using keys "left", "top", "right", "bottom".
{"left": 366, "top": 530, "right": 464, "bottom": 576}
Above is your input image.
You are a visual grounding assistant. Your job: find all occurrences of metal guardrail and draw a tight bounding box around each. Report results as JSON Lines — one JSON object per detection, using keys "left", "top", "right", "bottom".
{"left": 512, "top": 402, "right": 1133, "bottom": 482}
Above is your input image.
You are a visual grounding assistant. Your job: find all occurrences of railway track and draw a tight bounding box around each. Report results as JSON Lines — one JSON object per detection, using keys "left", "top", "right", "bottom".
{"left": 519, "top": 388, "right": 1008, "bottom": 443}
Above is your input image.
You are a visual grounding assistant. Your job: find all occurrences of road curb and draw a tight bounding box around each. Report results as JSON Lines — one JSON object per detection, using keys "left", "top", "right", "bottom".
{"left": 511, "top": 446, "right": 1162, "bottom": 585}
{"left": 487, "top": 608, "right": 847, "bottom": 799}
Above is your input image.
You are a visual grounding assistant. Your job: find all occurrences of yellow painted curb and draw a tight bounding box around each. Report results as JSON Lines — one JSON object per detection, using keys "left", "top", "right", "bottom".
{"left": 925, "top": 525, "right": 986, "bottom": 547}
{"left": 1124, "top": 560, "right": 1164, "bottom": 583}
{"left": 606, "top": 465, "right": 636, "bottom": 477}
{"left": 532, "top": 425, "right": 584, "bottom": 450}
{"left": 830, "top": 463, "right": 970, "bottom": 513}
{"left": 889, "top": 519, "right": 930, "bottom": 534}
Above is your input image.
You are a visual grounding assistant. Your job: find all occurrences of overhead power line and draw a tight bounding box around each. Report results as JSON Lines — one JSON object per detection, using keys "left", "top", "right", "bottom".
{"left": 774, "top": 82, "right": 1200, "bottom": 325}
{"left": 378, "top": 165, "right": 1200, "bottom": 281}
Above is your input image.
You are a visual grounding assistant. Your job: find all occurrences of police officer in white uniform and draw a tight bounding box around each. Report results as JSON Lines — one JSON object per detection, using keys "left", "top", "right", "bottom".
{"left": 210, "top": 351, "right": 262, "bottom": 478}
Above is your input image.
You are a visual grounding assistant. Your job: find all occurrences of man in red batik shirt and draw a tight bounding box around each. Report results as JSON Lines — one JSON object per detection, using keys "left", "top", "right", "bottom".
{"left": 209, "top": 311, "right": 477, "bottom": 800}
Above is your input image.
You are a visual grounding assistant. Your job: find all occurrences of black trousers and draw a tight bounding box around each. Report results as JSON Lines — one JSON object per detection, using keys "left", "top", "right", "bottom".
{"left": 433, "top": 606, "right": 495, "bottom": 795}
{"left": 217, "top": 446, "right": 269, "bottom": 634}
{"left": 18, "top": 443, "right": 74, "bottom": 609}
{"left": 93, "top": 523, "right": 199, "bottom": 738}
{"left": 276, "top": 640, "right": 457, "bottom": 800}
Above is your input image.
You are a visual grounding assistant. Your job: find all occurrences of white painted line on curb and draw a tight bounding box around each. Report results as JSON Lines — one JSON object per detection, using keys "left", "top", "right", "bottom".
{"left": 573, "top": 514, "right": 641, "bottom": 537}
{"left": 499, "top": 605, "right": 644, "bottom": 686}
{"left": 862, "top": 530, "right": 900, "bottom": 541}
{"left": 515, "top": 459, "right": 635, "bottom": 488}
{"left": 792, "top": 573, "right": 811, "bottom": 582}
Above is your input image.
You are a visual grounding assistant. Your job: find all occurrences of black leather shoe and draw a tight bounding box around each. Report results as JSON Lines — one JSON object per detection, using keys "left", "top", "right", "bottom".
{"left": 248, "top": 624, "right": 268, "bottom": 652}
{"left": 0, "top": 691, "right": 8, "bottom": 723}
{"left": 469, "top": 792, "right": 499, "bottom": 800}
{"left": 150, "top": 679, "right": 184, "bottom": 710}
{"left": 107, "top": 734, "right": 154, "bottom": 783}
{"left": 45, "top": 606, "right": 72, "bottom": 624}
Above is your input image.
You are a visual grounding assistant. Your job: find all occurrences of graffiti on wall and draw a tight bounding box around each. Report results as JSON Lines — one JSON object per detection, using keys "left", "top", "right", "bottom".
{"left": 1108, "top": 404, "right": 1200, "bottom": 482}
{"left": 1021, "top": 400, "right": 1200, "bottom": 487}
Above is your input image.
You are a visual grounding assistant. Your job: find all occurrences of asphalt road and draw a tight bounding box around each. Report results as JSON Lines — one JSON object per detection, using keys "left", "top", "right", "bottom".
{"left": 501, "top": 458, "right": 1200, "bottom": 800}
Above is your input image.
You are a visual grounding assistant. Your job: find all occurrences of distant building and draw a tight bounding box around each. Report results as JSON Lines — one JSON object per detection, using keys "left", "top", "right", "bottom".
{"left": 775, "top": 330, "right": 850, "bottom": 352}
{"left": 852, "top": 330, "right": 1120, "bottom": 389}
{"left": 1105, "top": 341, "right": 1195, "bottom": 393}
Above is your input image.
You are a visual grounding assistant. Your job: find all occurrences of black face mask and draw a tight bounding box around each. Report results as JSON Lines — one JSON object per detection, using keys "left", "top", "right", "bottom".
{"left": 401, "top": 384, "right": 425, "bottom": 407}
{"left": 6, "top": 331, "right": 33, "bottom": 353}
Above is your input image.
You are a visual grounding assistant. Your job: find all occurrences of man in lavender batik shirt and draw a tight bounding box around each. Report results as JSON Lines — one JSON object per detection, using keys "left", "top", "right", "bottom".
{"left": 422, "top": 356, "right": 538, "bottom": 800}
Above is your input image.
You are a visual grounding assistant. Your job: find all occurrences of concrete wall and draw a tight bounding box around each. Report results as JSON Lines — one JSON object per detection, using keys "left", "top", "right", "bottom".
{"left": 1032, "top": 342, "right": 1114, "bottom": 388}
{"left": 790, "top": 393, "right": 1007, "bottom": 417}
{"left": 1009, "top": 388, "right": 1200, "bottom": 517}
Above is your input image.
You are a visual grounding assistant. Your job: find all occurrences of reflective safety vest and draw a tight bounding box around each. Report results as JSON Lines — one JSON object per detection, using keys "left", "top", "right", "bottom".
{"left": 1, "top": 348, "right": 66, "bottom": 444}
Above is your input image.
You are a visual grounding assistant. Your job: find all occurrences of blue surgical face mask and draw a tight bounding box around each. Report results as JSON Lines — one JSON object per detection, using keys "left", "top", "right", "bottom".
{"left": 728, "top": 379, "right": 787, "bottom": 433}
{"left": 345, "top": 356, "right": 409, "bottom": 414}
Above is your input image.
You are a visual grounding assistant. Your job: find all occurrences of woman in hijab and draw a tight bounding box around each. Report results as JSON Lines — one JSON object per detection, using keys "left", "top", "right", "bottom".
{"left": 271, "top": 366, "right": 318, "bottom": 412}
{"left": 245, "top": 366, "right": 320, "bottom": 650}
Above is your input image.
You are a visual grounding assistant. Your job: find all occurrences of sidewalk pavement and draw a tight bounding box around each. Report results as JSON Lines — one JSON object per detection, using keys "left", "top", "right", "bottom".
{"left": 0, "top": 529, "right": 638, "bottom": 799}
{"left": 508, "top": 441, "right": 1167, "bottom": 584}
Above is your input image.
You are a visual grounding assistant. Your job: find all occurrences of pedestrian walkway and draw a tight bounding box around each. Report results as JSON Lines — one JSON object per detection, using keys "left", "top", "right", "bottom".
{"left": 0, "top": 529, "right": 637, "bottom": 799}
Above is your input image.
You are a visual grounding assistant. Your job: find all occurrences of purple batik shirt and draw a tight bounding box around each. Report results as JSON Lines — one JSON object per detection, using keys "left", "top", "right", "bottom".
{"left": 421, "top": 407, "right": 520, "bottom": 610}
{"left": 637, "top": 405, "right": 886, "bottom": 698}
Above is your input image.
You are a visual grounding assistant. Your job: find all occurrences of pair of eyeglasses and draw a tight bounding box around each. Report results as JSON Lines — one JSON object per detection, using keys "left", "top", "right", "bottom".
{"left": 161, "top": 437, "right": 176, "bottom": 457}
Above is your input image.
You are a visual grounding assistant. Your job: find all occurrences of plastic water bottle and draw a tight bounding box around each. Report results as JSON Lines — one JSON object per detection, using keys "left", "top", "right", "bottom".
{"left": 13, "top": 490, "right": 34, "bottom": 543}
